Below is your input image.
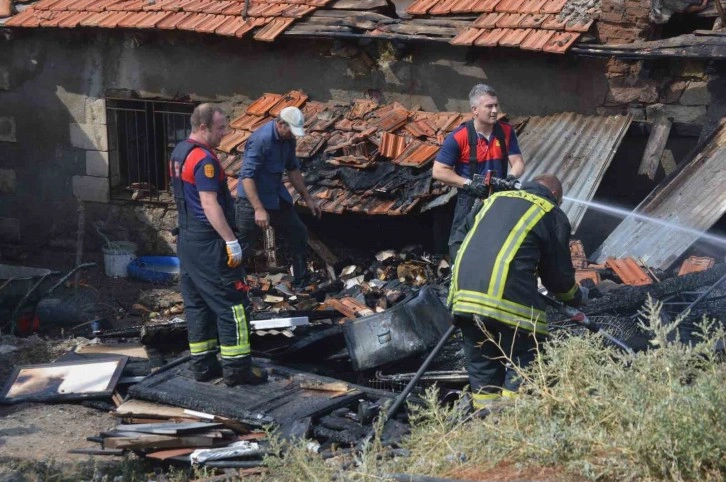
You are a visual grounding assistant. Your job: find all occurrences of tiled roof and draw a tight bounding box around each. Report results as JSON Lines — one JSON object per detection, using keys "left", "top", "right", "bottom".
{"left": 219, "top": 90, "right": 473, "bottom": 216}
{"left": 409, "top": 0, "right": 593, "bottom": 52}
{"left": 3, "top": 0, "right": 595, "bottom": 52}
{"left": 4, "top": 0, "right": 330, "bottom": 40}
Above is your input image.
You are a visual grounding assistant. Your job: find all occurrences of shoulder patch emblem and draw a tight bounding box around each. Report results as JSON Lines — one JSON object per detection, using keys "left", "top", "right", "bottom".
{"left": 494, "top": 140, "right": 501, "bottom": 147}
{"left": 204, "top": 164, "right": 215, "bottom": 179}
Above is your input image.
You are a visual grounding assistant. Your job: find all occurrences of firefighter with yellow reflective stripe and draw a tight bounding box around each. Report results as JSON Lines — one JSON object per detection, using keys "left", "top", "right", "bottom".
{"left": 448, "top": 173, "right": 583, "bottom": 413}
{"left": 170, "top": 104, "right": 267, "bottom": 386}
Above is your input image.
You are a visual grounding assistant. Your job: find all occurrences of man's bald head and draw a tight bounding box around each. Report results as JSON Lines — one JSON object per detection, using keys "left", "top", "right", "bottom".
{"left": 533, "top": 173, "right": 563, "bottom": 204}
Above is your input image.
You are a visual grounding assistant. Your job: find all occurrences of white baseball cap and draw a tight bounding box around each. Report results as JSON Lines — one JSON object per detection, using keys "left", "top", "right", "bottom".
{"left": 279, "top": 106, "right": 305, "bottom": 137}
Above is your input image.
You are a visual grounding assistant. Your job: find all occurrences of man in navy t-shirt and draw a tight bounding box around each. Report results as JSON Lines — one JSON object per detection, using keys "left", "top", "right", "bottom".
{"left": 432, "top": 84, "right": 525, "bottom": 249}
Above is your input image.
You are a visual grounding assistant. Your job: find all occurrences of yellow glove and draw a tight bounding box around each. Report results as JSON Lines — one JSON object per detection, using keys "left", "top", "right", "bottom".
{"left": 225, "top": 240, "right": 242, "bottom": 268}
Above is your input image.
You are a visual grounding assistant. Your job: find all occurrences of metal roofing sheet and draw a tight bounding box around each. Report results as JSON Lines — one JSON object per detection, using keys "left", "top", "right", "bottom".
{"left": 593, "top": 120, "right": 726, "bottom": 270}
{"left": 517, "top": 112, "right": 632, "bottom": 231}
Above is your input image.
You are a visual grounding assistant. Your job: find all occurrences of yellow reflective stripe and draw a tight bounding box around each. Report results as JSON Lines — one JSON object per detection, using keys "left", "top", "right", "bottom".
{"left": 472, "top": 392, "right": 501, "bottom": 409}
{"left": 453, "top": 290, "right": 545, "bottom": 321}
{"left": 221, "top": 303, "right": 250, "bottom": 359}
{"left": 555, "top": 282, "right": 579, "bottom": 301}
{"left": 449, "top": 198, "right": 498, "bottom": 306}
{"left": 501, "top": 389, "right": 519, "bottom": 399}
{"left": 490, "top": 204, "right": 546, "bottom": 298}
{"left": 189, "top": 339, "right": 217, "bottom": 355}
{"left": 495, "top": 190, "right": 556, "bottom": 212}
{"left": 453, "top": 300, "right": 548, "bottom": 335}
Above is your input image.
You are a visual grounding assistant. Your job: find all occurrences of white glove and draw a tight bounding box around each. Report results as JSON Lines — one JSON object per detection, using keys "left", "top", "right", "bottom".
{"left": 225, "top": 240, "right": 243, "bottom": 268}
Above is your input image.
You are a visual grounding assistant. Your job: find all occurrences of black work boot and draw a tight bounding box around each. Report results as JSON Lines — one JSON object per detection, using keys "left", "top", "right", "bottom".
{"left": 223, "top": 358, "right": 269, "bottom": 386}
{"left": 190, "top": 354, "right": 222, "bottom": 382}
{"left": 291, "top": 255, "right": 311, "bottom": 291}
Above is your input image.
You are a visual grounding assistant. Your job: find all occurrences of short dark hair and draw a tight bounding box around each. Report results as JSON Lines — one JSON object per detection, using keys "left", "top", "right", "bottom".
{"left": 190, "top": 103, "right": 225, "bottom": 132}
{"left": 533, "top": 173, "right": 563, "bottom": 203}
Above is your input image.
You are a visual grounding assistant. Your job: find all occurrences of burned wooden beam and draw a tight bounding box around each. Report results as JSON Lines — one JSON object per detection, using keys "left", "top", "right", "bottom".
{"left": 638, "top": 115, "right": 673, "bottom": 180}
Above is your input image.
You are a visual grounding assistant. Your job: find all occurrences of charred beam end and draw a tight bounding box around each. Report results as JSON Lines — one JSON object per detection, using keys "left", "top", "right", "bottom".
{"left": 567, "top": 263, "right": 726, "bottom": 318}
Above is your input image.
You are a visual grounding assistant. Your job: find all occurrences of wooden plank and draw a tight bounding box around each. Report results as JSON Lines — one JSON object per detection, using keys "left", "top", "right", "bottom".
{"left": 68, "top": 448, "right": 125, "bottom": 456}
{"left": 660, "top": 149, "right": 677, "bottom": 176}
{"left": 145, "top": 448, "right": 195, "bottom": 460}
{"left": 104, "top": 434, "right": 221, "bottom": 450}
{"left": 309, "top": 9, "right": 395, "bottom": 22}
{"left": 115, "top": 399, "right": 190, "bottom": 419}
{"left": 385, "top": 23, "right": 458, "bottom": 36}
{"left": 76, "top": 343, "right": 148, "bottom": 359}
{"left": 286, "top": 24, "right": 354, "bottom": 34}
{"left": 638, "top": 115, "right": 673, "bottom": 180}
{"left": 328, "top": 0, "right": 388, "bottom": 8}
{"left": 113, "top": 421, "right": 223, "bottom": 435}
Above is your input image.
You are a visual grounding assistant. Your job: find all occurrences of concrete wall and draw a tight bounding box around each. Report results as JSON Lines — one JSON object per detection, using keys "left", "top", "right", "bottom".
{"left": 0, "top": 28, "right": 620, "bottom": 251}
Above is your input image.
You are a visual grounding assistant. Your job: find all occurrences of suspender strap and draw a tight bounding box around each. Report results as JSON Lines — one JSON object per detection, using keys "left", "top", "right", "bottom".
{"left": 465, "top": 120, "right": 510, "bottom": 179}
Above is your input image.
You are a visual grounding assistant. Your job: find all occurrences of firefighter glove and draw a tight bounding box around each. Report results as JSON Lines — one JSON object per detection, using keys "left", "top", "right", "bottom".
{"left": 225, "top": 239, "right": 243, "bottom": 268}
{"left": 463, "top": 179, "right": 490, "bottom": 198}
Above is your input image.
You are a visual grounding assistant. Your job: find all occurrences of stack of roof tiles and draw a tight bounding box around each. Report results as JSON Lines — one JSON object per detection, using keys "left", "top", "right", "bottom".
{"left": 219, "top": 90, "right": 476, "bottom": 216}
{"left": 4, "top": 0, "right": 331, "bottom": 40}
{"left": 406, "top": 0, "right": 593, "bottom": 52}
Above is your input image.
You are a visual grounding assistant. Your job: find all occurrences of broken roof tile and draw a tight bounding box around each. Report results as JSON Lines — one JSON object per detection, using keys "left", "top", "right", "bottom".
{"left": 565, "top": 17, "right": 593, "bottom": 32}
{"left": 219, "top": 129, "right": 251, "bottom": 154}
{"left": 541, "top": 31, "right": 580, "bottom": 53}
{"left": 379, "top": 132, "right": 408, "bottom": 159}
{"left": 246, "top": 93, "right": 284, "bottom": 116}
{"left": 405, "top": 119, "right": 437, "bottom": 138}
{"left": 268, "top": 90, "right": 308, "bottom": 117}
{"left": 575, "top": 268, "right": 601, "bottom": 286}
{"left": 296, "top": 133, "right": 328, "bottom": 158}
{"left": 541, "top": 13, "right": 566, "bottom": 29}
{"left": 677, "top": 256, "right": 715, "bottom": 276}
{"left": 346, "top": 99, "right": 378, "bottom": 120}
{"left": 392, "top": 140, "right": 439, "bottom": 167}
{"left": 605, "top": 257, "right": 652, "bottom": 286}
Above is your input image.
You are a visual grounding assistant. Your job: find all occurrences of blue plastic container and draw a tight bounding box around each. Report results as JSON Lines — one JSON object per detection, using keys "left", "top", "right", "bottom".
{"left": 127, "top": 256, "right": 180, "bottom": 283}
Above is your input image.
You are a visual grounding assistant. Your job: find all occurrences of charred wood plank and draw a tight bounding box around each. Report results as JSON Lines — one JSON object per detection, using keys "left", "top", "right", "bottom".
{"left": 382, "top": 23, "right": 458, "bottom": 36}
{"left": 287, "top": 24, "right": 354, "bottom": 34}
{"left": 309, "top": 9, "right": 397, "bottom": 22}
{"left": 571, "top": 35, "right": 726, "bottom": 59}
{"left": 68, "top": 448, "right": 125, "bottom": 456}
{"left": 638, "top": 114, "right": 673, "bottom": 180}
{"left": 328, "top": 0, "right": 388, "bottom": 8}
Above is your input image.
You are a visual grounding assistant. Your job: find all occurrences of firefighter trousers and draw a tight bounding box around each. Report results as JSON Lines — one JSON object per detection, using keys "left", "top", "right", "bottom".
{"left": 458, "top": 315, "right": 541, "bottom": 408}
{"left": 178, "top": 226, "right": 251, "bottom": 376}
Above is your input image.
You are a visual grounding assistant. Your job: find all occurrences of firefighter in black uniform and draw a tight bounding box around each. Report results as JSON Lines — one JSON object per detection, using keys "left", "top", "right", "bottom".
{"left": 449, "top": 173, "right": 582, "bottom": 412}
{"left": 169, "top": 103, "right": 267, "bottom": 386}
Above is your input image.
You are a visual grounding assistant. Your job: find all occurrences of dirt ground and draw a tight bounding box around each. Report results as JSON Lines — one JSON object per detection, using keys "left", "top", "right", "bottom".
{"left": 0, "top": 246, "right": 183, "bottom": 480}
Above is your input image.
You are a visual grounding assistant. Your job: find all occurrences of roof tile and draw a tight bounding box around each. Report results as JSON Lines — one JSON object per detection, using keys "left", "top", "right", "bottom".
{"left": 496, "top": 12, "right": 526, "bottom": 28}
{"left": 565, "top": 17, "right": 593, "bottom": 32}
{"left": 473, "top": 27, "right": 506, "bottom": 46}
{"left": 85, "top": 0, "right": 126, "bottom": 12}
{"left": 98, "top": 11, "right": 135, "bottom": 28}
{"left": 236, "top": 16, "right": 268, "bottom": 37}
{"left": 268, "top": 90, "right": 308, "bottom": 116}
{"left": 184, "top": 0, "right": 214, "bottom": 13}
{"left": 450, "top": 26, "right": 482, "bottom": 45}
{"left": 43, "top": 10, "right": 74, "bottom": 26}
{"left": 519, "top": 28, "right": 554, "bottom": 50}
{"left": 605, "top": 257, "right": 652, "bottom": 286}
{"left": 195, "top": 13, "right": 229, "bottom": 32}
{"left": 67, "top": 0, "right": 101, "bottom": 11}
{"left": 429, "top": 0, "right": 460, "bottom": 15}
{"left": 518, "top": 12, "right": 549, "bottom": 27}
{"left": 472, "top": 12, "right": 504, "bottom": 29}
{"left": 136, "top": 11, "right": 174, "bottom": 28}
{"left": 494, "top": 0, "right": 526, "bottom": 12}
{"left": 215, "top": 15, "right": 247, "bottom": 35}
{"left": 541, "top": 30, "right": 579, "bottom": 53}
{"left": 471, "top": 0, "right": 501, "bottom": 12}
{"left": 161, "top": 0, "right": 197, "bottom": 12}
{"left": 220, "top": 2, "right": 245, "bottom": 15}
{"left": 541, "top": 13, "right": 566, "bottom": 29}
{"left": 79, "top": 11, "right": 116, "bottom": 27}
{"left": 281, "top": 4, "right": 315, "bottom": 16}
{"left": 247, "top": 93, "right": 283, "bottom": 116}
{"left": 155, "top": 11, "right": 194, "bottom": 29}
{"left": 379, "top": 132, "right": 408, "bottom": 159}
{"left": 539, "top": 0, "right": 566, "bottom": 13}
{"left": 117, "top": 10, "right": 150, "bottom": 27}
{"left": 177, "top": 12, "right": 213, "bottom": 31}
{"left": 498, "top": 27, "right": 532, "bottom": 47}
{"left": 518, "top": 0, "right": 548, "bottom": 13}
{"left": 4, "top": 9, "right": 39, "bottom": 27}
{"left": 218, "top": 129, "right": 251, "bottom": 153}
{"left": 107, "top": 0, "right": 145, "bottom": 11}
{"left": 449, "top": 0, "right": 481, "bottom": 14}
{"left": 677, "top": 256, "right": 715, "bottom": 276}
{"left": 392, "top": 139, "right": 439, "bottom": 167}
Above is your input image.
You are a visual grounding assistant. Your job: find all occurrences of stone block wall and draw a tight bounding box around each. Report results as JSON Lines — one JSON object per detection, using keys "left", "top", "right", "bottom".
{"left": 597, "top": 0, "right": 653, "bottom": 44}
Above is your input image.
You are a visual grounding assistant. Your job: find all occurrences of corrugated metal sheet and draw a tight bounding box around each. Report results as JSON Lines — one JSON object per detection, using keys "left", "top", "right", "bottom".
{"left": 593, "top": 120, "right": 726, "bottom": 270}
{"left": 517, "top": 112, "right": 632, "bottom": 231}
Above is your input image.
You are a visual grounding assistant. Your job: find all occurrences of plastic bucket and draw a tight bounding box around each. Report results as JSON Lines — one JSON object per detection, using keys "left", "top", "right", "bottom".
{"left": 102, "top": 241, "right": 138, "bottom": 278}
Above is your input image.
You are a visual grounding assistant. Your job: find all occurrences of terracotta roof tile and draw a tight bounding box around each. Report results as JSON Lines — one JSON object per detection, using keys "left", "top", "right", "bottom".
{"left": 215, "top": 15, "right": 247, "bottom": 35}
{"left": 235, "top": 17, "right": 268, "bottom": 38}
{"left": 379, "top": 132, "right": 407, "bottom": 159}
{"left": 392, "top": 139, "right": 438, "bottom": 167}
{"left": 449, "top": 0, "right": 481, "bottom": 14}
{"left": 117, "top": 10, "right": 150, "bottom": 27}
{"left": 539, "top": 0, "right": 566, "bottom": 13}
{"left": 177, "top": 12, "right": 213, "bottom": 31}
{"left": 107, "top": 0, "right": 145, "bottom": 11}
{"left": 155, "top": 11, "right": 193, "bottom": 28}
{"left": 677, "top": 256, "right": 715, "bottom": 276}
{"left": 135, "top": 11, "right": 173, "bottom": 28}
{"left": 541, "top": 13, "right": 566, "bottom": 29}
{"left": 499, "top": 27, "right": 532, "bottom": 47}
{"left": 429, "top": 0, "right": 460, "bottom": 15}
{"left": 565, "top": 18, "right": 593, "bottom": 32}
{"left": 494, "top": 0, "right": 526, "bottom": 12}
{"left": 472, "top": 12, "right": 504, "bottom": 29}
{"left": 220, "top": 2, "right": 245, "bottom": 14}
{"left": 46, "top": 0, "right": 82, "bottom": 10}
{"left": 296, "top": 133, "right": 327, "bottom": 158}
{"left": 541, "top": 30, "right": 579, "bottom": 52}
{"left": 405, "top": 119, "right": 436, "bottom": 138}
{"left": 474, "top": 27, "right": 506, "bottom": 46}
{"left": 246, "top": 93, "right": 283, "bottom": 116}
{"left": 518, "top": 0, "right": 548, "bottom": 13}
{"left": 218, "top": 129, "right": 251, "bottom": 153}
{"left": 518, "top": 12, "right": 549, "bottom": 28}
{"left": 98, "top": 10, "right": 135, "bottom": 27}
{"left": 346, "top": 99, "right": 378, "bottom": 120}
{"left": 450, "top": 26, "right": 482, "bottom": 46}
{"left": 496, "top": 12, "right": 526, "bottom": 28}
{"left": 195, "top": 13, "right": 228, "bottom": 32}
{"left": 184, "top": 0, "right": 215, "bottom": 13}
{"left": 575, "top": 268, "right": 601, "bottom": 286}
{"left": 80, "top": 11, "right": 116, "bottom": 27}
{"left": 160, "top": 0, "right": 197, "bottom": 12}
{"left": 281, "top": 4, "right": 315, "bottom": 17}
{"left": 519, "top": 28, "right": 554, "bottom": 50}
{"left": 605, "top": 257, "right": 652, "bottom": 286}
{"left": 268, "top": 90, "right": 308, "bottom": 117}
{"left": 67, "top": 0, "right": 101, "bottom": 11}
{"left": 4, "top": 9, "right": 39, "bottom": 27}
{"left": 471, "top": 0, "right": 501, "bottom": 12}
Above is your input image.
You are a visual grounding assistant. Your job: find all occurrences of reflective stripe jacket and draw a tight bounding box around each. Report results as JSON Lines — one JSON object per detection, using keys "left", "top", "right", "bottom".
{"left": 448, "top": 181, "right": 581, "bottom": 335}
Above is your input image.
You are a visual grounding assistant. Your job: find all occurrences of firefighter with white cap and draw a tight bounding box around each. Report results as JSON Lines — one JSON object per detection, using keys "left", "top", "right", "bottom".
{"left": 235, "top": 106, "right": 322, "bottom": 290}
